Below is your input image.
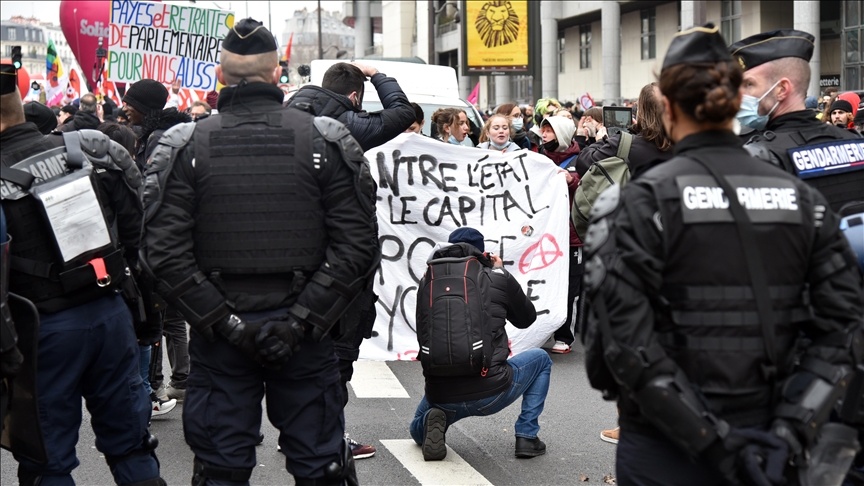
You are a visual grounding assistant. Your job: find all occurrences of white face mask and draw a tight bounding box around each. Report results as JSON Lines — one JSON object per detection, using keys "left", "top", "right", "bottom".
{"left": 736, "top": 80, "right": 781, "bottom": 130}
{"left": 511, "top": 118, "right": 523, "bottom": 131}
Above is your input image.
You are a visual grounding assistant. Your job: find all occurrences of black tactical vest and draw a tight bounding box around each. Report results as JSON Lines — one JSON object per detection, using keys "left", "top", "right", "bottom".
{"left": 644, "top": 157, "right": 817, "bottom": 425}
{"left": 1, "top": 141, "right": 123, "bottom": 313}
{"left": 748, "top": 124, "right": 864, "bottom": 211}
{"left": 191, "top": 110, "right": 327, "bottom": 277}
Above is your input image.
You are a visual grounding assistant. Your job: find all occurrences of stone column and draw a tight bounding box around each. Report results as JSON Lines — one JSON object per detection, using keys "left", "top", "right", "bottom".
{"left": 495, "top": 75, "right": 511, "bottom": 107}
{"left": 354, "top": 0, "right": 372, "bottom": 59}
{"left": 602, "top": 1, "right": 621, "bottom": 106}
{"left": 680, "top": 1, "right": 706, "bottom": 30}
{"left": 540, "top": 1, "right": 560, "bottom": 99}
{"left": 794, "top": 1, "right": 820, "bottom": 97}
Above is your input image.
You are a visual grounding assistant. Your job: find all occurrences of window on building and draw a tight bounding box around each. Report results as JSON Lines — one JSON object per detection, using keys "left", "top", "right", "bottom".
{"left": 24, "top": 29, "right": 29, "bottom": 41}
{"left": 641, "top": 9, "right": 656, "bottom": 60}
{"left": 721, "top": 0, "right": 742, "bottom": 44}
{"left": 558, "top": 31, "right": 565, "bottom": 73}
{"left": 844, "top": 2, "right": 864, "bottom": 91}
{"left": 8, "top": 28, "right": 16, "bottom": 41}
{"left": 579, "top": 24, "right": 591, "bottom": 70}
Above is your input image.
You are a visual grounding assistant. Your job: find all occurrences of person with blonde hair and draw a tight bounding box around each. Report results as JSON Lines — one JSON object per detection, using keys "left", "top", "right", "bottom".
{"left": 477, "top": 114, "right": 519, "bottom": 153}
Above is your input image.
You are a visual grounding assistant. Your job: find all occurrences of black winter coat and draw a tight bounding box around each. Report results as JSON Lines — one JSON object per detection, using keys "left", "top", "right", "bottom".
{"left": 421, "top": 243, "right": 537, "bottom": 404}
{"left": 56, "top": 110, "right": 102, "bottom": 133}
{"left": 134, "top": 108, "right": 191, "bottom": 169}
{"left": 573, "top": 131, "right": 674, "bottom": 179}
{"left": 286, "top": 72, "right": 416, "bottom": 151}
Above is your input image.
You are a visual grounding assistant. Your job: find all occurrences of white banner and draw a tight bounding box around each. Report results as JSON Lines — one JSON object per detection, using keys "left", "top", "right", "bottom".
{"left": 359, "top": 133, "right": 572, "bottom": 361}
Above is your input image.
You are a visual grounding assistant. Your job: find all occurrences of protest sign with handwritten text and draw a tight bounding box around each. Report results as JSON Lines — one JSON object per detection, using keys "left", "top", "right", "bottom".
{"left": 108, "top": 0, "right": 234, "bottom": 90}
{"left": 359, "top": 133, "right": 571, "bottom": 361}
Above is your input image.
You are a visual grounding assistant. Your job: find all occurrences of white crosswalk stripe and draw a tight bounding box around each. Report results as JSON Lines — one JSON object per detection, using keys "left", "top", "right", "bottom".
{"left": 380, "top": 439, "right": 493, "bottom": 486}
{"left": 349, "top": 360, "right": 411, "bottom": 398}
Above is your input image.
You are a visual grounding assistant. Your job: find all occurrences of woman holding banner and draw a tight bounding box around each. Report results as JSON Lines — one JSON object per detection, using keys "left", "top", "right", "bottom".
{"left": 477, "top": 114, "right": 519, "bottom": 154}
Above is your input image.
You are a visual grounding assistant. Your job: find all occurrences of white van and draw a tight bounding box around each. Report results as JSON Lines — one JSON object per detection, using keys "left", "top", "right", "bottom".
{"left": 308, "top": 59, "right": 482, "bottom": 140}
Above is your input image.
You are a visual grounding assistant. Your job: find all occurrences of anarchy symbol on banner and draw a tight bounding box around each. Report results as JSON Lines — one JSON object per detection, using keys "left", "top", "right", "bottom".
{"left": 518, "top": 233, "right": 563, "bottom": 274}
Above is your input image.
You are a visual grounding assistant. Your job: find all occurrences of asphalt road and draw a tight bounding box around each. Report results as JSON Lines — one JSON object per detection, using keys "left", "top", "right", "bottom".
{"left": 1, "top": 340, "right": 619, "bottom": 485}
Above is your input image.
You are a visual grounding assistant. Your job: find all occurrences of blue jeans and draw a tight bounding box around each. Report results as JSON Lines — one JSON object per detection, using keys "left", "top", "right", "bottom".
{"left": 410, "top": 348, "right": 552, "bottom": 443}
{"left": 139, "top": 344, "right": 152, "bottom": 395}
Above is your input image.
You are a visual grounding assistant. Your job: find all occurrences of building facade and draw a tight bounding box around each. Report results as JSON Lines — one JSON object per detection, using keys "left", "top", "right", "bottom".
{"left": 379, "top": 1, "right": 839, "bottom": 109}
{"left": 1, "top": 18, "right": 46, "bottom": 77}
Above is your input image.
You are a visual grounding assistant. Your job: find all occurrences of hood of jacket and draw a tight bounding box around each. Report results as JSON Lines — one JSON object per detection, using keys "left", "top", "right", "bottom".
{"left": 427, "top": 242, "right": 490, "bottom": 264}
{"left": 542, "top": 117, "right": 577, "bottom": 151}
{"left": 139, "top": 107, "right": 191, "bottom": 144}
{"left": 287, "top": 84, "right": 357, "bottom": 119}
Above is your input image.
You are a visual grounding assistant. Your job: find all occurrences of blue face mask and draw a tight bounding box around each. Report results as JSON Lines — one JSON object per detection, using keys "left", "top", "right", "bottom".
{"left": 736, "top": 80, "right": 780, "bottom": 130}
{"left": 511, "top": 118, "right": 523, "bottom": 131}
{"left": 448, "top": 135, "right": 461, "bottom": 145}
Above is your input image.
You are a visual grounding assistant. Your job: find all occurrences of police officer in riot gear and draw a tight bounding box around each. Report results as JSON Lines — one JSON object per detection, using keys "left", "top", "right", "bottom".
{"left": 731, "top": 30, "right": 864, "bottom": 211}
{"left": 141, "top": 19, "right": 378, "bottom": 486}
{"left": 0, "top": 63, "right": 164, "bottom": 485}
{"left": 581, "top": 26, "right": 864, "bottom": 486}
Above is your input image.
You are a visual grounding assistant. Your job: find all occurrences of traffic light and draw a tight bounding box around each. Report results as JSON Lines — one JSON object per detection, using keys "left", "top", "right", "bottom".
{"left": 279, "top": 60, "right": 289, "bottom": 84}
{"left": 11, "top": 46, "right": 22, "bottom": 70}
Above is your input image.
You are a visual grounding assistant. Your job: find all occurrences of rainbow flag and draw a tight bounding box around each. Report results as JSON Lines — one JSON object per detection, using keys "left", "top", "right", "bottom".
{"left": 45, "top": 39, "right": 67, "bottom": 106}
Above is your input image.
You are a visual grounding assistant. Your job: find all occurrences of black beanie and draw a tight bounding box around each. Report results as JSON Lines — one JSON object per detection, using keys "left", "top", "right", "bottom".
{"left": 24, "top": 102, "right": 58, "bottom": 134}
{"left": 123, "top": 79, "right": 168, "bottom": 116}
{"left": 831, "top": 99, "right": 854, "bottom": 114}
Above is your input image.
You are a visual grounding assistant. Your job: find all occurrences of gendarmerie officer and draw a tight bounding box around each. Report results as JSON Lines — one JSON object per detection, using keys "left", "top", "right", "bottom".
{"left": 141, "top": 19, "right": 379, "bottom": 486}
{"left": 581, "top": 26, "right": 864, "bottom": 486}
{"left": 730, "top": 30, "right": 864, "bottom": 212}
{"left": 0, "top": 63, "right": 164, "bottom": 485}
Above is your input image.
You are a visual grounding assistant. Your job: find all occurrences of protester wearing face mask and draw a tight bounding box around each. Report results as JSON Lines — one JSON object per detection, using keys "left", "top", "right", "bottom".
{"left": 496, "top": 102, "right": 531, "bottom": 149}
{"left": 478, "top": 114, "right": 518, "bottom": 153}
{"left": 538, "top": 116, "right": 583, "bottom": 355}
{"left": 432, "top": 107, "right": 470, "bottom": 145}
{"left": 731, "top": 29, "right": 863, "bottom": 212}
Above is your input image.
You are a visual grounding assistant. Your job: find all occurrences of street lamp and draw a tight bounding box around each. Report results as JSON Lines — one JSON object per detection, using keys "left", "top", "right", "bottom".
{"left": 93, "top": 37, "right": 107, "bottom": 87}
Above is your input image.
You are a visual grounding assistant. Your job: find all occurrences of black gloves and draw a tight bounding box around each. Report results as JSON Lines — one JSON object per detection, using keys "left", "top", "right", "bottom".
{"left": 704, "top": 427, "right": 790, "bottom": 486}
{"left": 255, "top": 316, "right": 304, "bottom": 368}
{"left": 212, "top": 314, "right": 264, "bottom": 362}
{"left": 212, "top": 314, "right": 305, "bottom": 369}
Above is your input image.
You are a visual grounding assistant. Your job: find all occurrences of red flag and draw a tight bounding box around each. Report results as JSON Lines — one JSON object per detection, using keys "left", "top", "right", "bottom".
{"left": 282, "top": 33, "right": 293, "bottom": 64}
{"left": 467, "top": 82, "right": 480, "bottom": 105}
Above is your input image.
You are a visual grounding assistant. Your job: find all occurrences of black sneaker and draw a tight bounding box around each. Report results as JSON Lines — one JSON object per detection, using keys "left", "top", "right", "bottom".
{"left": 422, "top": 408, "right": 447, "bottom": 461}
{"left": 515, "top": 437, "right": 546, "bottom": 458}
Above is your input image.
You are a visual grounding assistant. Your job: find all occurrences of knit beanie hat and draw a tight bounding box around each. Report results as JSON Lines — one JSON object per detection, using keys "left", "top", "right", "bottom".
{"left": 24, "top": 101, "right": 58, "bottom": 134}
{"left": 831, "top": 99, "right": 854, "bottom": 114}
{"left": 448, "top": 227, "right": 485, "bottom": 252}
{"left": 123, "top": 79, "right": 168, "bottom": 116}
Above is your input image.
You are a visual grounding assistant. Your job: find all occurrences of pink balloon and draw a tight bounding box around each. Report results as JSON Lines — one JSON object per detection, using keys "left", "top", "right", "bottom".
{"left": 60, "top": 0, "right": 111, "bottom": 90}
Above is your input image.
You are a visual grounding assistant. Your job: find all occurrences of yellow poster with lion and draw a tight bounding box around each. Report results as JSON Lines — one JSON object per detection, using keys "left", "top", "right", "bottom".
{"left": 465, "top": 0, "right": 529, "bottom": 72}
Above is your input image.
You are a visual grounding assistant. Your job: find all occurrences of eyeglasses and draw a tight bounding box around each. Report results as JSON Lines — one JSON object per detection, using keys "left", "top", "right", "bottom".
{"left": 510, "top": 113, "right": 523, "bottom": 118}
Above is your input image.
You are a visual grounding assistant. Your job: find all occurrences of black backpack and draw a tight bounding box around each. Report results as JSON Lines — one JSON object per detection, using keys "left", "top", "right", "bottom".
{"left": 417, "top": 254, "right": 493, "bottom": 377}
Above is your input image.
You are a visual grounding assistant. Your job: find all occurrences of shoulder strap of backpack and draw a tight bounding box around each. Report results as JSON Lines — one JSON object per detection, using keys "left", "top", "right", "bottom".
{"left": 61, "top": 131, "right": 85, "bottom": 169}
{"left": 559, "top": 154, "right": 578, "bottom": 169}
{"left": 616, "top": 132, "right": 633, "bottom": 161}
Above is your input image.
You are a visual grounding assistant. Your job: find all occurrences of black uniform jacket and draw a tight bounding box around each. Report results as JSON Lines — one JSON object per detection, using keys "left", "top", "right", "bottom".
{"left": 287, "top": 72, "right": 416, "bottom": 152}
{"left": 422, "top": 244, "right": 537, "bottom": 404}
{"left": 1, "top": 123, "right": 142, "bottom": 311}
{"left": 590, "top": 130, "right": 863, "bottom": 434}
{"left": 143, "top": 83, "right": 378, "bottom": 313}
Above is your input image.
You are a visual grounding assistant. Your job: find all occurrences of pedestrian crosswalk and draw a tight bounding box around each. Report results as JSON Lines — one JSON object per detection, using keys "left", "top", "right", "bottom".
{"left": 380, "top": 439, "right": 494, "bottom": 486}
{"left": 350, "top": 360, "right": 411, "bottom": 398}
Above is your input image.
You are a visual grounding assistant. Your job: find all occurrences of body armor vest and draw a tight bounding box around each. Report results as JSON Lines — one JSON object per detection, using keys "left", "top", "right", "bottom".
{"left": 191, "top": 110, "right": 327, "bottom": 277}
{"left": 645, "top": 158, "right": 816, "bottom": 425}
{"left": 750, "top": 124, "right": 864, "bottom": 211}
{"left": 1, "top": 138, "right": 122, "bottom": 313}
